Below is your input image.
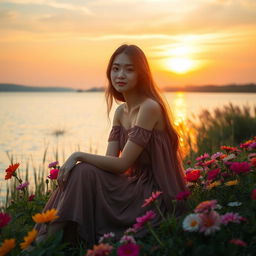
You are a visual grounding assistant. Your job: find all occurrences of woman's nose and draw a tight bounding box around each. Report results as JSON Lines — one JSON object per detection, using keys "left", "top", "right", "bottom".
{"left": 117, "top": 69, "right": 125, "bottom": 78}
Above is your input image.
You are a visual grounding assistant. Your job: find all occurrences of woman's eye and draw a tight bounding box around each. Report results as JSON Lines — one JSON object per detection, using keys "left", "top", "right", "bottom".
{"left": 112, "top": 67, "right": 118, "bottom": 71}
{"left": 127, "top": 68, "right": 134, "bottom": 72}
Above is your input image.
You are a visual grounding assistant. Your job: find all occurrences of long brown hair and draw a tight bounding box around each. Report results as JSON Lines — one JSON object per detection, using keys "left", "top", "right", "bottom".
{"left": 105, "top": 44, "right": 184, "bottom": 173}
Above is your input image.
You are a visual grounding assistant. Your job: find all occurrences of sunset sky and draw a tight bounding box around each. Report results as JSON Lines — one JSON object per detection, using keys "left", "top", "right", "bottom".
{"left": 0, "top": 0, "right": 256, "bottom": 89}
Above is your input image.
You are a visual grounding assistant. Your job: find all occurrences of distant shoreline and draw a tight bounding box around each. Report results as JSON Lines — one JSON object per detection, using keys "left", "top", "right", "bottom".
{"left": 1, "top": 83, "right": 256, "bottom": 93}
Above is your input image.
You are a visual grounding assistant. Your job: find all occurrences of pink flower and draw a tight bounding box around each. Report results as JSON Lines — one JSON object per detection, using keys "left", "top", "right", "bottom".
{"left": 48, "top": 168, "right": 59, "bottom": 180}
{"left": 202, "top": 159, "right": 216, "bottom": 167}
{"left": 120, "top": 235, "right": 136, "bottom": 244}
{"left": 251, "top": 188, "right": 256, "bottom": 200}
{"left": 133, "top": 211, "right": 156, "bottom": 230}
{"left": 28, "top": 194, "right": 35, "bottom": 201}
{"left": 0, "top": 212, "right": 11, "bottom": 228}
{"left": 194, "top": 200, "right": 218, "bottom": 213}
{"left": 98, "top": 232, "right": 115, "bottom": 243}
{"left": 175, "top": 190, "right": 191, "bottom": 200}
{"left": 230, "top": 162, "right": 250, "bottom": 174}
{"left": 124, "top": 227, "right": 137, "bottom": 235}
{"left": 196, "top": 153, "right": 210, "bottom": 161}
{"left": 16, "top": 181, "right": 29, "bottom": 190}
{"left": 211, "top": 152, "right": 223, "bottom": 160}
{"left": 199, "top": 211, "right": 221, "bottom": 235}
{"left": 207, "top": 168, "right": 220, "bottom": 181}
{"left": 230, "top": 239, "right": 247, "bottom": 247}
{"left": 48, "top": 161, "right": 59, "bottom": 168}
{"left": 117, "top": 243, "right": 140, "bottom": 256}
{"left": 221, "top": 212, "right": 246, "bottom": 225}
{"left": 142, "top": 191, "right": 163, "bottom": 207}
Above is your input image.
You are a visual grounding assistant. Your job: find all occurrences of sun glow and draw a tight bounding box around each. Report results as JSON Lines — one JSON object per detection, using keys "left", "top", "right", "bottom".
{"left": 165, "top": 58, "right": 195, "bottom": 74}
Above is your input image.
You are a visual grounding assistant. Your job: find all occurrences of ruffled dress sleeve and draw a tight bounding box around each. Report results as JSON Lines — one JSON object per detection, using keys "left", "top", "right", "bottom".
{"left": 128, "top": 125, "right": 152, "bottom": 148}
{"left": 108, "top": 126, "right": 121, "bottom": 142}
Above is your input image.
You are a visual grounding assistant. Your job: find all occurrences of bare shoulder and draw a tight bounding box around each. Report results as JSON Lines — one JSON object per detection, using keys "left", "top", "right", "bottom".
{"left": 112, "top": 104, "right": 125, "bottom": 126}
{"left": 140, "top": 98, "right": 162, "bottom": 115}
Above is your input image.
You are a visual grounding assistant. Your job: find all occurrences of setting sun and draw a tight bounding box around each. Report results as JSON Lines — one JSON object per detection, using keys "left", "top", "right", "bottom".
{"left": 165, "top": 58, "right": 195, "bottom": 74}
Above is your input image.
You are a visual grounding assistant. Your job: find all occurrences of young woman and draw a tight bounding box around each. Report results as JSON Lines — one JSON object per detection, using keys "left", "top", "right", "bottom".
{"left": 35, "top": 44, "right": 187, "bottom": 246}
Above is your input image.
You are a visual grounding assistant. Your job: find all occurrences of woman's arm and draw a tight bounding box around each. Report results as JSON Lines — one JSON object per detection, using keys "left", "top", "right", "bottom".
{"left": 105, "top": 105, "right": 122, "bottom": 157}
{"left": 58, "top": 100, "right": 162, "bottom": 183}
{"left": 76, "top": 100, "right": 162, "bottom": 174}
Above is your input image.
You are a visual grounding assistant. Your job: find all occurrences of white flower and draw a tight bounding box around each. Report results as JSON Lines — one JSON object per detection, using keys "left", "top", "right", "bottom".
{"left": 215, "top": 204, "right": 222, "bottom": 210}
{"left": 98, "top": 232, "right": 115, "bottom": 243}
{"left": 227, "top": 201, "right": 242, "bottom": 207}
{"left": 120, "top": 235, "right": 136, "bottom": 244}
{"left": 222, "top": 153, "right": 236, "bottom": 161}
{"left": 182, "top": 213, "right": 201, "bottom": 232}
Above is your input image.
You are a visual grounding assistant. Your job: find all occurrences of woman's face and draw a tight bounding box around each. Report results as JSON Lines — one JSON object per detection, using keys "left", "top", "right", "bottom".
{"left": 110, "top": 53, "right": 138, "bottom": 93}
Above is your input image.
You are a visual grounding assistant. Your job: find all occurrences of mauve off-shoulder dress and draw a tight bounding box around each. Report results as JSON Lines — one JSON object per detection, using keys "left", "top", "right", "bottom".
{"left": 35, "top": 125, "right": 186, "bottom": 246}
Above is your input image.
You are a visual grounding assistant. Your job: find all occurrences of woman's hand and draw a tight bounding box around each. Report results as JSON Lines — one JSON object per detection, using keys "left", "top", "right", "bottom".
{"left": 57, "top": 152, "right": 78, "bottom": 189}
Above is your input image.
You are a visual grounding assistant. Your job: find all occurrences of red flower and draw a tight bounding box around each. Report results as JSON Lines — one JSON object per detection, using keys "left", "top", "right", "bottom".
{"left": 5, "top": 163, "right": 20, "bottom": 180}
{"left": 230, "top": 162, "right": 250, "bottom": 174}
{"left": 202, "top": 159, "right": 216, "bottom": 167}
{"left": 250, "top": 158, "right": 256, "bottom": 167}
{"left": 221, "top": 146, "right": 241, "bottom": 153}
{"left": 142, "top": 191, "right": 163, "bottom": 207}
{"left": 229, "top": 239, "right": 247, "bottom": 247}
{"left": 185, "top": 169, "right": 201, "bottom": 182}
{"left": 133, "top": 211, "right": 156, "bottom": 230}
{"left": 207, "top": 168, "right": 220, "bottom": 181}
{"left": 117, "top": 243, "right": 140, "bottom": 256}
{"left": 47, "top": 168, "right": 59, "bottom": 180}
{"left": 0, "top": 212, "right": 11, "bottom": 228}
{"left": 176, "top": 191, "right": 191, "bottom": 200}
{"left": 251, "top": 189, "right": 256, "bottom": 200}
{"left": 28, "top": 194, "right": 36, "bottom": 201}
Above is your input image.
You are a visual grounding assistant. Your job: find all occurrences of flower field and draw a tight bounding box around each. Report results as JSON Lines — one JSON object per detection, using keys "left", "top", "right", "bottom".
{"left": 0, "top": 136, "right": 256, "bottom": 256}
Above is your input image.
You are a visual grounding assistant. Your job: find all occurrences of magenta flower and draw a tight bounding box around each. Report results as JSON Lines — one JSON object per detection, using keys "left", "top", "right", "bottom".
{"left": 133, "top": 211, "right": 156, "bottom": 230}
{"left": 199, "top": 211, "right": 221, "bottom": 235}
{"left": 194, "top": 200, "right": 218, "bottom": 213}
{"left": 207, "top": 168, "right": 220, "bottom": 181}
{"left": 196, "top": 153, "right": 210, "bottom": 162}
{"left": 221, "top": 212, "right": 247, "bottom": 225}
{"left": 142, "top": 191, "right": 163, "bottom": 207}
{"left": 230, "top": 239, "right": 247, "bottom": 247}
{"left": 48, "top": 168, "right": 59, "bottom": 180}
{"left": 248, "top": 142, "right": 256, "bottom": 149}
{"left": 0, "top": 212, "right": 11, "bottom": 228}
{"left": 176, "top": 190, "right": 191, "bottom": 201}
{"left": 230, "top": 162, "right": 250, "bottom": 174}
{"left": 16, "top": 181, "right": 29, "bottom": 190}
{"left": 117, "top": 242, "right": 140, "bottom": 256}
{"left": 48, "top": 161, "right": 59, "bottom": 168}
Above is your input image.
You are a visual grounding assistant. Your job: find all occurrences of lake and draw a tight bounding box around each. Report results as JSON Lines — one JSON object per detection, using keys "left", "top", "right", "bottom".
{"left": 0, "top": 92, "right": 255, "bottom": 203}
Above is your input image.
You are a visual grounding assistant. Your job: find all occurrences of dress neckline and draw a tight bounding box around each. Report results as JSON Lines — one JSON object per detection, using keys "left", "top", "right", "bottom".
{"left": 113, "top": 124, "right": 167, "bottom": 134}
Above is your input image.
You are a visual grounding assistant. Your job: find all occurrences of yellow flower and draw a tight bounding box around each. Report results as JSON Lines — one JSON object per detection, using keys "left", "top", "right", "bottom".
{"left": 32, "top": 208, "right": 59, "bottom": 224}
{"left": 225, "top": 180, "right": 239, "bottom": 186}
{"left": 0, "top": 239, "right": 16, "bottom": 256}
{"left": 206, "top": 181, "right": 221, "bottom": 190}
{"left": 20, "top": 229, "right": 38, "bottom": 250}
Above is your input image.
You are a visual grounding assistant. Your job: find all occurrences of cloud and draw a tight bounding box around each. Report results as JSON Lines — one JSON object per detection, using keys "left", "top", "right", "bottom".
{"left": 2, "top": 0, "right": 92, "bottom": 15}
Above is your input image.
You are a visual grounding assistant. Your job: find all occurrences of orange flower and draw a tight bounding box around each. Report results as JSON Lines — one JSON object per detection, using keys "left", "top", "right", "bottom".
{"left": 32, "top": 208, "right": 59, "bottom": 224}
{"left": 0, "top": 239, "right": 16, "bottom": 256}
{"left": 206, "top": 181, "right": 221, "bottom": 190}
{"left": 225, "top": 180, "right": 239, "bottom": 186}
{"left": 86, "top": 243, "right": 113, "bottom": 256}
{"left": 20, "top": 229, "right": 38, "bottom": 250}
{"left": 5, "top": 163, "right": 20, "bottom": 180}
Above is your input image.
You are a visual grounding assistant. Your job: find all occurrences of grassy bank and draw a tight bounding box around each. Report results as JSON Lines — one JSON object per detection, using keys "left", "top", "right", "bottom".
{"left": 1, "top": 104, "right": 256, "bottom": 256}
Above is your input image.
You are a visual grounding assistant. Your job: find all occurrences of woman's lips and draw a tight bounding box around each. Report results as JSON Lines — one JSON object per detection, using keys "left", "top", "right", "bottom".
{"left": 116, "top": 82, "right": 126, "bottom": 87}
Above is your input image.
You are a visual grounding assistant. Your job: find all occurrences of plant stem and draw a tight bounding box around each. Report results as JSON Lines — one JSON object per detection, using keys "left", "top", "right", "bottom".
{"left": 146, "top": 222, "right": 164, "bottom": 247}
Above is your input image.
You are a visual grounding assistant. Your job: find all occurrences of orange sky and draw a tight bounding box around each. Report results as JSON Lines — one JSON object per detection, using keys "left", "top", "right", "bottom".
{"left": 0, "top": 0, "right": 256, "bottom": 89}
